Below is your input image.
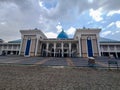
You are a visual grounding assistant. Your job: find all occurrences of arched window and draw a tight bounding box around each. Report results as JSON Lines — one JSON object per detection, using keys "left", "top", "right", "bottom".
{"left": 71, "top": 43, "right": 77, "bottom": 50}
{"left": 42, "top": 43, "right": 46, "bottom": 50}
{"left": 56, "top": 43, "right": 61, "bottom": 47}
{"left": 49, "top": 43, "right": 54, "bottom": 51}
{"left": 64, "top": 43, "right": 69, "bottom": 47}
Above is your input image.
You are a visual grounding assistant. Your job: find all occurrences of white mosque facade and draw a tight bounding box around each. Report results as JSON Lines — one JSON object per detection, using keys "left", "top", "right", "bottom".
{"left": 0, "top": 28, "right": 120, "bottom": 58}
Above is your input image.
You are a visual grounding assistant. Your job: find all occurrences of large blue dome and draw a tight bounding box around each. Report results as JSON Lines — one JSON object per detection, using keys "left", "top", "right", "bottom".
{"left": 57, "top": 30, "right": 68, "bottom": 39}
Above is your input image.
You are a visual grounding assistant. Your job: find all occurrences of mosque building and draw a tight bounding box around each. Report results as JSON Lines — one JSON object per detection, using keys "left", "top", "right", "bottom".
{"left": 0, "top": 28, "right": 120, "bottom": 58}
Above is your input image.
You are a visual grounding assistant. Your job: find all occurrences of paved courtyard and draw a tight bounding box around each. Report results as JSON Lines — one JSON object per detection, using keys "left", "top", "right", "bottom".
{"left": 0, "top": 65, "right": 120, "bottom": 90}
{"left": 0, "top": 55, "right": 120, "bottom": 68}
{"left": 0, "top": 56, "right": 120, "bottom": 89}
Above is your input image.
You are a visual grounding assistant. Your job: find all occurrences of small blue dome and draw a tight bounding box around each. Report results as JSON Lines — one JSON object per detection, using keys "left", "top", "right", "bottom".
{"left": 57, "top": 30, "right": 68, "bottom": 39}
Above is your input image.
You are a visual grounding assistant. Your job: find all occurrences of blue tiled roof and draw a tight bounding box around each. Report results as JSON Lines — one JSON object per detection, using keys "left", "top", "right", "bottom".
{"left": 0, "top": 39, "right": 4, "bottom": 43}
{"left": 99, "top": 37, "right": 120, "bottom": 43}
{"left": 8, "top": 39, "right": 21, "bottom": 43}
{"left": 57, "top": 30, "right": 68, "bottom": 39}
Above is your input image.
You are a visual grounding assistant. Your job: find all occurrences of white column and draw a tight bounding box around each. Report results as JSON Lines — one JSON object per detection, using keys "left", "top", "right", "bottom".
{"left": 16, "top": 45, "right": 19, "bottom": 55}
{"left": 61, "top": 42, "right": 64, "bottom": 57}
{"left": 46, "top": 43, "right": 49, "bottom": 56}
{"left": 7, "top": 45, "right": 9, "bottom": 50}
{"left": 69, "top": 43, "right": 71, "bottom": 57}
{"left": 35, "top": 35, "right": 39, "bottom": 56}
{"left": 97, "top": 35, "right": 101, "bottom": 56}
{"left": 16, "top": 45, "right": 17, "bottom": 50}
{"left": 115, "top": 45, "right": 118, "bottom": 58}
{"left": 39, "top": 42, "right": 42, "bottom": 56}
{"left": 10, "top": 45, "right": 13, "bottom": 55}
{"left": 108, "top": 45, "right": 110, "bottom": 56}
{"left": 19, "top": 35, "right": 23, "bottom": 55}
{"left": 101, "top": 46, "right": 103, "bottom": 56}
{"left": 1, "top": 45, "right": 3, "bottom": 51}
{"left": 16, "top": 50, "right": 17, "bottom": 55}
{"left": 12, "top": 44, "right": 14, "bottom": 50}
{"left": 0, "top": 46, "right": 2, "bottom": 55}
{"left": 5, "top": 44, "right": 10, "bottom": 55}
{"left": 54, "top": 43, "right": 56, "bottom": 57}
{"left": 77, "top": 43, "right": 79, "bottom": 54}
{"left": 1, "top": 45, "right": 3, "bottom": 54}
{"left": 78, "top": 37, "right": 81, "bottom": 57}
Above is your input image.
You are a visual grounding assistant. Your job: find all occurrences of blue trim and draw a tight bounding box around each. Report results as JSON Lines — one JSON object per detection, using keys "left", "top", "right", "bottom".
{"left": 87, "top": 39, "right": 93, "bottom": 57}
{"left": 25, "top": 39, "right": 31, "bottom": 56}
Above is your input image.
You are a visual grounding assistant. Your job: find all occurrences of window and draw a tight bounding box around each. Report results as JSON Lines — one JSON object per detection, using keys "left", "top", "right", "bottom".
{"left": 116, "top": 45, "right": 120, "bottom": 50}
{"left": 109, "top": 45, "right": 114, "bottom": 50}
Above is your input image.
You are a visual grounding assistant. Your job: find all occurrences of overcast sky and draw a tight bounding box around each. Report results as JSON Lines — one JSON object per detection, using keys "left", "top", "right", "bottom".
{"left": 0, "top": 0, "right": 120, "bottom": 41}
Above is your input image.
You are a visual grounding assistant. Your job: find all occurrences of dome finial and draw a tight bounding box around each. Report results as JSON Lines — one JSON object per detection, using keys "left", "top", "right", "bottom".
{"left": 62, "top": 28, "right": 64, "bottom": 31}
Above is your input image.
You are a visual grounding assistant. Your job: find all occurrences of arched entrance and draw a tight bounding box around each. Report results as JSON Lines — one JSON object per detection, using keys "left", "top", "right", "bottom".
{"left": 71, "top": 43, "right": 77, "bottom": 57}
{"left": 56, "top": 43, "right": 62, "bottom": 57}
{"left": 48, "top": 43, "right": 54, "bottom": 57}
{"left": 64, "top": 43, "right": 69, "bottom": 57}
{"left": 41, "top": 43, "right": 46, "bottom": 57}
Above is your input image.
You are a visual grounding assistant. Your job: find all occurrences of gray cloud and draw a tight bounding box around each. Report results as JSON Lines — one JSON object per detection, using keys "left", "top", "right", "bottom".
{"left": 0, "top": 0, "right": 41, "bottom": 41}
{"left": 0, "top": 0, "right": 120, "bottom": 41}
{"left": 100, "top": 0, "right": 120, "bottom": 10}
{"left": 39, "top": 0, "right": 120, "bottom": 23}
{"left": 0, "top": 0, "right": 32, "bottom": 10}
